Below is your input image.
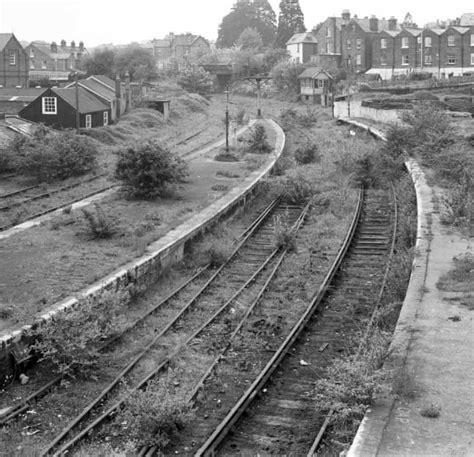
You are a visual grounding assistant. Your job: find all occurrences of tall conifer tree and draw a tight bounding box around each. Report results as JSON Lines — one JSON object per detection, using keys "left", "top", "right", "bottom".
{"left": 275, "top": 0, "right": 306, "bottom": 48}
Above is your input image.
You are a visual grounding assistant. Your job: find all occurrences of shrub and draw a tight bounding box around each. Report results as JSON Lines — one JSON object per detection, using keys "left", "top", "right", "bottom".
{"left": 79, "top": 204, "right": 121, "bottom": 239}
{"left": 177, "top": 66, "right": 213, "bottom": 96}
{"left": 27, "top": 291, "right": 128, "bottom": 378}
{"left": 115, "top": 140, "right": 188, "bottom": 198}
{"left": 273, "top": 212, "right": 296, "bottom": 251}
{"left": 297, "top": 107, "right": 319, "bottom": 127}
{"left": 246, "top": 124, "right": 272, "bottom": 154}
{"left": 15, "top": 130, "right": 98, "bottom": 182}
{"left": 118, "top": 371, "right": 194, "bottom": 450}
{"left": 273, "top": 168, "right": 320, "bottom": 203}
{"left": 294, "top": 142, "right": 319, "bottom": 165}
{"left": 234, "top": 108, "right": 247, "bottom": 125}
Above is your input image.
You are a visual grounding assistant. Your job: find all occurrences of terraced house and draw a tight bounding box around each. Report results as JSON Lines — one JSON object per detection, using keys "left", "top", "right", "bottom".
{"left": 0, "top": 33, "right": 28, "bottom": 88}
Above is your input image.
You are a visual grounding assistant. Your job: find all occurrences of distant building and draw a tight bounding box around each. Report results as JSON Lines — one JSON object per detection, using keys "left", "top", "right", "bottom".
{"left": 19, "top": 86, "right": 111, "bottom": 130}
{"left": 298, "top": 67, "right": 334, "bottom": 106}
{"left": 0, "top": 87, "right": 44, "bottom": 114}
{"left": 24, "top": 40, "right": 88, "bottom": 83}
{"left": 0, "top": 33, "right": 29, "bottom": 87}
{"left": 286, "top": 32, "right": 318, "bottom": 63}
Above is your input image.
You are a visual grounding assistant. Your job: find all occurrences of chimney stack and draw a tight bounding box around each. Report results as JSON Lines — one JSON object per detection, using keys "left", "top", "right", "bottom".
{"left": 61, "top": 39, "right": 66, "bottom": 49}
{"left": 51, "top": 41, "right": 57, "bottom": 53}
{"left": 388, "top": 16, "right": 397, "bottom": 31}
{"left": 342, "top": 10, "right": 351, "bottom": 21}
{"left": 79, "top": 41, "right": 84, "bottom": 52}
{"left": 71, "top": 40, "right": 76, "bottom": 49}
{"left": 369, "top": 15, "right": 379, "bottom": 32}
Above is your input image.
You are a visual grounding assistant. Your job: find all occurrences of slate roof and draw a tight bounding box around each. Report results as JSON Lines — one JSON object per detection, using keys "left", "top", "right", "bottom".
{"left": 52, "top": 87, "right": 109, "bottom": 113}
{"left": 449, "top": 26, "right": 470, "bottom": 34}
{"left": 459, "top": 13, "right": 474, "bottom": 26}
{"left": 89, "top": 75, "right": 115, "bottom": 90}
{"left": 0, "top": 88, "right": 44, "bottom": 102}
{"left": 354, "top": 18, "right": 402, "bottom": 33}
{"left": 0, "top": 34, "right": 14, "bottom": 51}
{"left": 174, "top": 34, "right": 198, "bottom": 46}
{"left": 298, "top": 67, "right": 333, "bottom": 79}
{"left": 286, "top": 32, "right": 318, "bottom": 45}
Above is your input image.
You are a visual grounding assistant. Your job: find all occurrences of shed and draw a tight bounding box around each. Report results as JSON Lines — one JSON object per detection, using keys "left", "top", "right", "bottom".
{"left": 19, "top": 86, "right": 111, "bottom": 130}
{"left": 298, "top": 67, "right": 334, "bottom": 106}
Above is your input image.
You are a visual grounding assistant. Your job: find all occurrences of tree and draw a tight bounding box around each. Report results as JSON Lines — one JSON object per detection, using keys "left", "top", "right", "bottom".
{"left": 236, "top": 27, "right": 264, "bottom": 51}
{"left": 115, "top": 140, "right": 188, "bottom": 199}
{"left": 270, "top": 59, "right": 306, "bottom": 95}
{"left": 275, "top": 0, "right": 306, "bottom": 48}
{"left": 81, "top": 48, "right": 116, "bottom": 78}
{"left": 114, "top": 44, "right": 157, "bottom": 81}
{"left": 216, "top": 1, "right": 277, "bottom": 48}
{"left": 177, "top": 66, "right": 213, "bottom": 96}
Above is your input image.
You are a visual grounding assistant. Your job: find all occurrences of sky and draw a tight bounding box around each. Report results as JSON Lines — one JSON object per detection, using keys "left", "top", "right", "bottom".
{"left": 0, "top": 0, "right": 472, "bottom": 48}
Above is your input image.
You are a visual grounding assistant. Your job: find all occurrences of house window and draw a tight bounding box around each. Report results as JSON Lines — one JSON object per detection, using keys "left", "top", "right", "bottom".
{"left": 356, "top": 54, "right": 361, "bottom": 65}
{"left": 471, "top": 34, "right": 474, "bottom": 46}
{"left": 425, "top": 37, "right": 432, "bottom": 47}
{"left": 381, "top": 38, "right": 387, "bottom": 49}
{"left": 297, "top": 43, "right": 300, "bottom": 53}
{"left": 346, "top": 39, "right": 352, "bottom": 50}
{"left": 447, "top": 55, "right": 456, "bottom": 65}
{"left": 425, "top": 54, "right": 432, "bottom": 65}
{"left": 326, "top": 28, "right": 332, "bottom": 38}
{"left": 447, "top": 35, "right": 455, "bottom": 46}
{"left": 103, "top": 111, "right": 109, "bottom": 126}
{"left": 471, "top": 53, "right": 474, "bottom": 65}
{"left": 30, "top": 60, "right": 35, "bottom": 70}
{"left": 42, "top": 97, "right": 57, "bottom": 115}
{"left": 42, "top": 60, "right": 47, "bottom": 69}
{"left": 325, "top": 42, "right": 331, "bottom": 53}
{"left": 8, "top": 50, "right": 16, "bottom": 65}
{"left": 402, "top": 54, "right": 409, "bottom": 65}
{"left": 85, "top": 114, "right": 92, "bottom": 129}
{"left": 30, "top": 49, "right": 35, "bottom": 58}
{"left": 401, "top": 37, "right": 409, "bottom": 48}
{"left": 381, "top": 54, "right": 387, "bottom": 66}
{"left": 356, "top": 38, "right": 362, "bottom": 49}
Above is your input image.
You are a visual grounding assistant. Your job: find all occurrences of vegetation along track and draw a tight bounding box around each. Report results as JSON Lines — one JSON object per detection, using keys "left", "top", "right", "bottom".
{"left": 0, "top": 174, "right": 114, "bottom": 232}
{"left": 184, "top": 186, "right": 398, "bottom": 456}
{"left": 29, "top": 199, "right": 308, "bottom": 456}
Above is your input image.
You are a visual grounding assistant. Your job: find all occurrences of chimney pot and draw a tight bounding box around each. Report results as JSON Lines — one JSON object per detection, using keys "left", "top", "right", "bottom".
{"left": 369, "top": 15, "right": 379, "bottom": 32}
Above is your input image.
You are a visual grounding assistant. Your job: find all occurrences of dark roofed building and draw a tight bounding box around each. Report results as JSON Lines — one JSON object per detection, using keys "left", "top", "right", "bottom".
{"left": 19, "top": 86, "right": 111, "bottom": 130}
{"left": 0, "top": 87, "right": 45, "bottom": 114}
{"left": 0, "top": 33, "right": 29, "bottom": 87}
{"left": 286, "top": 32, "right": 318, "bottom": 63}
{"left": 298, "top": 67, "right": 334, "bottom": 106}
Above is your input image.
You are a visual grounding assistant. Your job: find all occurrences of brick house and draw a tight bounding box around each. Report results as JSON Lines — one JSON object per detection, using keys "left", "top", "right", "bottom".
{"left": 19, "top": 86, "right": 111, "bottom": 130}
{"left": 286, "top": 32, "right": 318, "bottom": 63}
{"left": 24, "top": 40, "right": 87, "bottom": 83}
{"left": 0, "top": 33, "right": 29, "bottom": 88}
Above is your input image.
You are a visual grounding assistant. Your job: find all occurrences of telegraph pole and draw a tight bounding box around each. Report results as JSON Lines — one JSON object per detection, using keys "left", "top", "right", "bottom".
{"left": 225, "top": 85, "right": 230, "bottom": 152}
{"left": 244, "top": 75, "right": 271, "bottom": 118}
{"left": 75, "top": 72, "right": 80, "bottom": 133}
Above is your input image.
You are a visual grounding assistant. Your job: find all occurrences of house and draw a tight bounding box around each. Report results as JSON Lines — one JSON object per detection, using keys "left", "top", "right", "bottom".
{"left": 286, "top": 32, "right": 318, "bottom": 63}
{"left": 19, "top": 86, "right": 111, "bottom": 130}
{"left": 65, "top": 74, "right": 131, "bottom": 122}
{"left": 298, "top": 67, "right": 334, "bottom": 106}
{"left": 24, "top": 40, "right": 88, "bottom": 84}
{"left": 0, "top": 87, "right": 45, "bottom": 114}
{"left": 0, "top": 33, "right": 29, "bottom": 87}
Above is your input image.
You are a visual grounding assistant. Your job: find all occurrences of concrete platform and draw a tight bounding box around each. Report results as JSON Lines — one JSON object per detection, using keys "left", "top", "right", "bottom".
{"left": 343, "top": 122, "right": 474, "bottom": 456}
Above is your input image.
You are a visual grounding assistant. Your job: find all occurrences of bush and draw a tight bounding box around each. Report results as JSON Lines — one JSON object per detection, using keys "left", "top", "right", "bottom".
{"left": 273, "top": 212, "right": 296, "bottom": 251}
{"left": 79, "top": 204, "right": 121, "bottom": 239}
{"left": 15, "top": 130, "right": 98, "bottom": 182}
{"left": 115, "top": 140, "right": 188, "bottom": 198}
{"left": 273, "top": 168, "right": 319, "bottom": 203}
{"left": 27, "top": 291, "right": 128, "bottom": 378}
{"left": 177, "top": 66, "right": 213, "bottom": 96}
{"left": 294, "top": 142, "right": 319, "bottom": 165}
{"left": 246, "top": 124, "right": 272, "bottom": 154}
{"left": 0, "top": 146, "right": 16, "bottom": 173}
{"left": 118, "top": 371, "right": 194, "bottom": 450}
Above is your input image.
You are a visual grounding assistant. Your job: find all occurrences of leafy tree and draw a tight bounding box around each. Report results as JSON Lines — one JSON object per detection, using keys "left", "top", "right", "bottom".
{"left": 270, "top": 59, "right": 306, "bottom": 95}
{"left": 236, "top": 27, "right": 264, "bottom": 51}
{"left": 115, "top": 140, "right": 188, "bottom": 199}
{"left": 217, "top": 1, "right": 276, "bottom": 48}
{"left": 275, "top": 0, "right": 306, "bottom": 48}
{"left": 177, "top": 66, "right": 213, "bottom": 95}
{"left": 81, "top": 48, "right": 116, "bottom": 78}
{"left": 114, "top": 44, "right": 157, "bottom": 81}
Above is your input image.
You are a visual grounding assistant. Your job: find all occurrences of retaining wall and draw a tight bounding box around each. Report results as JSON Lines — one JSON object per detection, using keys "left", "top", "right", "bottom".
{"left": 0, "top": 119, "right": 286, "bottom": 379}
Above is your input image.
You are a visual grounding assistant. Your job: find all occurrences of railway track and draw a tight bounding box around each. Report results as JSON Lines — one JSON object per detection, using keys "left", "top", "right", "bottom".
{"left": 2, "top": 198, "right": 307, "bottom": 456}
{"left": 182, "top": 186, "right": 398, "bottom": 456}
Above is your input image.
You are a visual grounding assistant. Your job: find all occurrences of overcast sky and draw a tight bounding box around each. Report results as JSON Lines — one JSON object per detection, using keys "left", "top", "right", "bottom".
{"left": 1, "top": 0, "right": 472, "bottom": 48}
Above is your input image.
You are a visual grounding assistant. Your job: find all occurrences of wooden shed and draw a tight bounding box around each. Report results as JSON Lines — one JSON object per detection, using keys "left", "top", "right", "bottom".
{"left": 298, "top": 67, "right": 334, "bottom": 106}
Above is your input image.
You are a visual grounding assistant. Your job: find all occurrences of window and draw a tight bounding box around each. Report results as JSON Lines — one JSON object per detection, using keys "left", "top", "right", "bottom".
{"left": 425, "top": 54, "right": 432, "bottom": 65}
{"left": 417, "top": 36, "right": 422, "bottom": 44}
{"left": 381, "top": 54, "right": 387, "bottom": 66}
{"left": 447, "top": 55, "right": 456, "bottom": 65}
{"left": 471, "top": 34, "right": 474, "bottom": 46}
{"left": 447, "top": 35, "right": 455, "bottom": 46}
{"left": 402, "top": 54, "right": 409, "bottom": 65}
{"left": 425, "top": 37, "right": 432, "bottom": 47}
{"left": 30, "top": 60, "right": 35, "bottom": 70}
{"left": 42, "top": 60, "right": 47, "bottom": 69}
{"left": 85, "top": 114, "right": 92, "bottom": 129}
{"left": 30, "top": 48, "right": 35, "bottom": 58}
{"left": 471, "top": 53, "right": 474, "bottom": 65}
{"left": 42, "top": 97, "right": 57, "bottom": 115}
{"left": 297, "top": 43, "right": 300, "bottom": 53}
{"left": 401, "top": 37, "right": 409, "bottom": 48}
{"left": 103, "top": 111, "right": 109, "bottom": 126}
{"left": 356, "top": 38, "right": 362, "bottom": 49}
{"left": 326, "top": 28, "right": 332, "bottom": 38}
{"left": 381, "top": 38, "right": 387, "bottom": 49}
{"left": 8, "top": 50, "right": 16, "bottom": 65}
{"left": 346, "top": 39, "right": 351, "bottom": 50}
{"left": 356, "top": 54, "right": 361, "bottom": 65}
{"left": 325, "top": 42, "right": 331, "bottom": 53}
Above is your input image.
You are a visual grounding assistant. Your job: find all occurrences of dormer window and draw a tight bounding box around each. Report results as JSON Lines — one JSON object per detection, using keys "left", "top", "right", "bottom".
{"left": 8, "top": 50, "right": 16, "bottom": 66}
